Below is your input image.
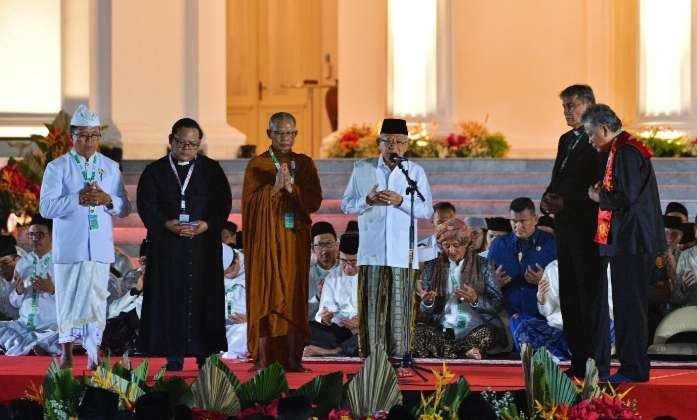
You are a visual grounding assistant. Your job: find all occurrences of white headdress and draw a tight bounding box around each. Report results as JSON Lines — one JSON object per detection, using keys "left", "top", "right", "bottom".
{"left": 70, "top": 104, "right": 101, "bottom": 127}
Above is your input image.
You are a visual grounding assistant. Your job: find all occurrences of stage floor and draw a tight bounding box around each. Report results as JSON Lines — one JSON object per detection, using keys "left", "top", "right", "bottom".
{"left": 1, "top": 356, "right": 696, "bottom": 418}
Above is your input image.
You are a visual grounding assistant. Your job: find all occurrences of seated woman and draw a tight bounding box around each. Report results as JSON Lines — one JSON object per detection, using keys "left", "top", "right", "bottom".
{"left": 222, "top": 243, "right": 248, "bottom": 360}
{"left": 413, "top": 230, "right": 504, "bottom": 359}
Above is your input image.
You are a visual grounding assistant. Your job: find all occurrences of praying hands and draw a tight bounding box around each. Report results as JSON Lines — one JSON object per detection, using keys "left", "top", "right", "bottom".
{"left": 79, "top": 182, "right": 112, "bottom": 207}
{"left": 272, "top": 163, "right": 293, "bottom": 194}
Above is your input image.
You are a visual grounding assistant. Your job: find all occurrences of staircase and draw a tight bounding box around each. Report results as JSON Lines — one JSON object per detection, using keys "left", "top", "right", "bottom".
{"left": 116, "top": 158, "right": 697, "bottom": 256}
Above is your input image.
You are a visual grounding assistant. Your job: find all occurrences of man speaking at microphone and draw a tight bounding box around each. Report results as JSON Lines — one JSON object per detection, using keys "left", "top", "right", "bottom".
{"left": 341, "top": 118, "right": 433, "bottom": 358}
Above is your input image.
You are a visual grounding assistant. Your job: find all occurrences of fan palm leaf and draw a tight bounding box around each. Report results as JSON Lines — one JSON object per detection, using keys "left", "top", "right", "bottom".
{"left": 190, "top": 357, "right": 241, "bottom": 416}
{"left": 236, "top": 362, "right": 288, "bottom": 409}
{"left": 346, "top": 346, "right": 402, "bottom": 417}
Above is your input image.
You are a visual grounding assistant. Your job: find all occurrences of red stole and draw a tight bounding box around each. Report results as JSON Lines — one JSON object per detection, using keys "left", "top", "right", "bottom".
{"left": 594, "top": 131, "right": 653, "bottom": 245}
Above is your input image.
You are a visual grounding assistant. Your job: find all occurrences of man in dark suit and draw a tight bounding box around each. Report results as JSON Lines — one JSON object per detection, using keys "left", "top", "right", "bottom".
{"left": 541, "top": 85, "right": 607, "bottom": 379}
{"left": 586, "top": 104, "right": 666, "bottom": 383}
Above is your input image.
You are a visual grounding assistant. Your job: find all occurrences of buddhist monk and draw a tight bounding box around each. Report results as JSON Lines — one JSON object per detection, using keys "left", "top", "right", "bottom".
{"left": 242, "top": 112, "right": 322, "bottom": 371}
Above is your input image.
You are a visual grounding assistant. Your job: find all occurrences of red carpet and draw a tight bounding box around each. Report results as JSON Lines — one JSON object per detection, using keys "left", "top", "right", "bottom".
{"left": 1, "top": 355, "right": 695, "bottom": 418}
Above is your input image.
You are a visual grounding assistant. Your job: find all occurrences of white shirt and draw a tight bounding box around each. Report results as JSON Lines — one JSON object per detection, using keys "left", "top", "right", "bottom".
{"left": 538, "top": 260, "right": 614, "bottom": 330}
{"left": 442, "top": 258, "right": 472, "bottom": 331}
{"left": 341, "top": 157, "right": 433, "bottom": 269}
{"left": 10, "top": 251, "right": 56, "bottom": 329}
{"left": 315, "top": 268, "right": 358, "bottom": 326}
{"left": 39, "top": 151, "right": 131, "bottom": 264}
{"left": 308, "top": 261, "right": 338, "bottom": 317}
{"left": 418, "top": 234, "right": 439, "bottom": 263}
{"left": 0, "top": 276, "right": 19, "bottom": 319}
{"left": 224, "top": 255, "right": 246, "bottom": 318}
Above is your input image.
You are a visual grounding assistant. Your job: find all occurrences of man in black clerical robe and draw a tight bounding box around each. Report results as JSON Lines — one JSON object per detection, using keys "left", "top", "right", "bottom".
{"left": 136, "top": 118, "right": 232, "bottom": 370}
{"left": 541, "top": 85, "right": 608, "bottom": 379}
{"left": 585, "top": 104, "right": 665, "bottom": 383}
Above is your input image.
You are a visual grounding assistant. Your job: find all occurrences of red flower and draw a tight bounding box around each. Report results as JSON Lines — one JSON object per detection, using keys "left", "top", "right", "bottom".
{"left": 328, "top": 408, "right": 353, "bottom": 420}
{"left": 190, "top": 408, "right": 229, "bottom": 420}
{"left": 567, "top": 396, "right": 639, "bottom": 420}
{"left": 237, "top": 398, "right": 280, "bottom": 418}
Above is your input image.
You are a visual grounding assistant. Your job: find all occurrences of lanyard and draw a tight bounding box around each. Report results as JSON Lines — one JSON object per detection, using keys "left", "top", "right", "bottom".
{"left": 559, "top": 131, "right": 584, "bottom": 172}
{"left": 27, "top": 253, "right": 50, "bottom": 328}
{"left": 168, "top": 154, "right": 196, "bottom": 212}
{"left": 268, "top": 148, "right": 296, "bottom": 183}
{"left": 71, "top": 151, "right": 99, "bottom": 184}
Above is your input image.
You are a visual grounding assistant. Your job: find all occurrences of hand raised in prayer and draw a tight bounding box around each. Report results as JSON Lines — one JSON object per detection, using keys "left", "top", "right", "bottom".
{"left": 281, "top": 163, "right": 293, "bottom": 193}
{"left": 376, "top": 190, "right": 403, "bottom": 207}
{"left": 541, "top": 193, "right": 564, "bottom": 214}
{"left": 228, "top": 313, "right": 247, "bottom": 324}
{"left": 341, "top": 315, "right": 359, "bottom": 330}
{"left": 420, "top": 289, "right": 438, "bottom": 305}
{"left": 537, "top": 277, "right": 550, "bottom": 304}
{"left": 14, "top": 271, "right": 24, "bottom": 295}
{"left": 456, "top": 284, "right": 478, "bottom": 304}
{"left": 365, "top": 185, "right": 384, "bottom": 206}
{"left": 79, "top": 182, "right": 112, "bottom": 207}
{"left": 587, "top": 182, "right": 601, "bottom": 203}
{"left": 319, "top": 307, "right": 334, "bottom": 325}
{"left": 682, "top": 271, "right": 697, "bottom": 291}
{"left": 524, "top": 263, "right": 545, "bottom": 285}
{"left": 436, "top": 218, "right": 471, "bottom": 243}
{"left": 32, "top": 273, "right": 55, "bottom": 295}
{"left": 495, "top": 265, "right": 512, "bottom": 287}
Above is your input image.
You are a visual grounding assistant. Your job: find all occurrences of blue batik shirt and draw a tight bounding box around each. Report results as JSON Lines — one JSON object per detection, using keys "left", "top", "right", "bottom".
{"left": 486, "top": 229, "right": 556, "bottom": 318}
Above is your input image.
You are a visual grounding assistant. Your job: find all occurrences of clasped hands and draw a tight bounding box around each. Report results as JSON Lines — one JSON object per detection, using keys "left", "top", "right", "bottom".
{"left": 418, "top": 281, "right": 478, "bottom": 305}
{"left": 272, "top": 163, "right": 294, "bottom": 195}
{"left": 540, "top": 192, "right": 564, "bottom": 214}
{"left": 79, "top": 182, "right": 112, "bottom": 207}
{"left": 164, "top": 219, "right": 208, "bottom": 238}
{"left": 319, "top": 307, "right": 359, "bottom": 330}
{"left": 365, "top": 184, "right": 403, "bottom": 207}
{"left": 494, "top": 263, "right": 544, "bottom": 286}
{"left": 587, "top": 181, "right": 602, "bottom": 203}
{"left": 14, "top": 271, "right": 55, "bottom": 295}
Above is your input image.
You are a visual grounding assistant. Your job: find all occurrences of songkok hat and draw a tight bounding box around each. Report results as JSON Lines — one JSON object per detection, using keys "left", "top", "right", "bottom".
{"left": 339, "top": 232, "right": 359, "bottom": 255}
{"left": 29, "top": 213, "right": 52, "bottom": 231}
{"left": 465, "top": 216, "right": 487, "bottom": 231}
{"left": 70, "top": 104, "right": 101, "bottom": 127}
{"left": 486, "top": 217, "right": 512, "bottom": 233}
{"left": 0, "top": 235, "right": 17, "bottom": 257}
{"left": 663, "top": 215, "right": 684, "bottom": 231}
{"left": 345, "top": 220, "right": 358, "bottom": 233}
{"left": 380, "top": 118, "right": 408, "bottom": 135}
{"left": 537, "top": 215, "right": 555, "bottom": 230}
{"left": 222, "top": 243, "right": 234, "bottom": 270}
{"left": 311, "top": 221, "right": 336, "bottom": 239}
{"left": 665, "top": 202, "right": 688, "bottom": 219}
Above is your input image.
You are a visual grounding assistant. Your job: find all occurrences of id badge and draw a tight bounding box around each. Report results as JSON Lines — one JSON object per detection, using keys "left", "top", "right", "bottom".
{"left": 284, "top": 211, "right": 294, "bottom": 229}
{"left": 456, "top": 313, "right": 468, "bottom": 329}
{"left": 88, "top": 213, "right": 99, "bottom": 230}
{"left": 179, "top": 213, "right": 190, "bottom": 223}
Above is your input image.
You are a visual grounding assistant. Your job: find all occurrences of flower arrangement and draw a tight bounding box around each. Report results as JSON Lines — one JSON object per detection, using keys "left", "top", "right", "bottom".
{"left": 0, "top": 111, "right": 73, "bottom": 219}
{"left": 482, "top": 345, "right": 641, "bottom": 420}
{"left": 414, "top": 363, "right": 469, "bottom": 420}
{"left": 633, "top": 125, "right": 697, "bottom": 157}
{"left": 326, "top": 124, "right": 379, "bottom": 158}
{"left": 441, "top": 121, "right": 510, "bottom": 158}
{"left": 326, "top": 121, "right": 509, "bottom": 158}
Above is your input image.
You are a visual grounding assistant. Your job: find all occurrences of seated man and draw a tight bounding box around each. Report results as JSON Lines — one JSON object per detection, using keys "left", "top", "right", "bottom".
{"left": 102, "top": 240, "right": 147, "bottom": 356}
{"left": 665, "top": 202, "right": 696, "bottom": 251}
{"left": 673, "top": 220, "right": 697, "bottom": 308}
{"left": 309, "top": 222, "right": 339, "bottom": 321}
{"left": 418, "top": 202, "right": 456, "bottom": 264}
{"left": 0, "top": 237, "right": 20, "bottom": 321}
{"left": 222, "top": 243, "right": 248, "bottom": 359}
{"left": 648, "top": 215, "right": 684, "bottom": 339}
{"left": 0, "top": 215, "right": 60, "bottom": 356}
{"left": 481, "top": 217, "right": 512, "bottom": 258}
{"left": 487, "top": 198, "right": 557, "bottom": 357}
{"left": 304, "top": 232, "right": 359, "bottom": 357}
{"left": 465, "top": 217, "right": 488, "bottom": 254}
{"left": 414, "top": 225, "right": 504, "bottom": 359}
{"left": 221, "top": 221, "right": 238, "bottom": 248}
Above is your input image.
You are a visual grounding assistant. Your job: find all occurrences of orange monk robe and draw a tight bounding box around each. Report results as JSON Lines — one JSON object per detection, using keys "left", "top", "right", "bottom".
{"left": 242, "top": 151, "right": 322, "bottom": 361}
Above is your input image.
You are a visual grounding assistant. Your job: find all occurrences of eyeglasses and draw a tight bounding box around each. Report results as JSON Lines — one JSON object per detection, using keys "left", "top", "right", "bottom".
{"left": 379, "top": 138, "right": 408, "bottom": 146}
{"left": 173, "top": 137, "right": 201, "bottom": 149}
{"left": 313, "top": 241, "right": 337, "bottom": 250}
{"left": 340, "top": 258, "right": 358, "bottom": 265}
{"left": 75, "top": 133, "right": 101, "bottom": 142}
{"left": 28, "top": 232, "right": 46, "bottom": 240}
{"left": 270, "top": 130, "right": 298, "bottom": 138}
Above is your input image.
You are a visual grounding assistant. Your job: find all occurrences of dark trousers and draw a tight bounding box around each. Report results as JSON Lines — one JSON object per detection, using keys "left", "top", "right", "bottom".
{"left": 308, "top": 321, "right": 358, "bottom": 356}
{"left": 603, "top": 254, "right": 652, "bottom": 381}
{"left": 558, "top": 248, "right": 608, "bottom": 376}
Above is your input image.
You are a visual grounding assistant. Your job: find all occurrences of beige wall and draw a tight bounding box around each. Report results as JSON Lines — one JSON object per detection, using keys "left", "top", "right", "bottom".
{"left": 338, "top": 0, "right": 636, "bottom": 157}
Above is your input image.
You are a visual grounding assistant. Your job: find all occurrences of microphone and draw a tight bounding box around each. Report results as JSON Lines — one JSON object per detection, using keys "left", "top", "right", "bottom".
{"left": 389, "top": 153, "right": 408, "bottom": 164}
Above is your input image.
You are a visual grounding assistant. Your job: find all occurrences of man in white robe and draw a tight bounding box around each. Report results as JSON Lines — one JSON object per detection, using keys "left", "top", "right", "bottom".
{"left": 341, "top": 118, "right": 433, "bottom": 358}
{"left": 221, "top": 243, "right": 248, "bottom": 359}
{"left": 39, "top": 104, "right": 131, "bottom": 369}
{"left": 0, "top": 216, "right": 60, "bottom": 355}
{"left": 308, "top": 222, "right": 339, "bottom": 319}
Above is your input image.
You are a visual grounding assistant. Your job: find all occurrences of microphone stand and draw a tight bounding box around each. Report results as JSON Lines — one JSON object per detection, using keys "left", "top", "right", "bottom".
{"left": 393, "top": 159, "right": 429, "bottom": 382}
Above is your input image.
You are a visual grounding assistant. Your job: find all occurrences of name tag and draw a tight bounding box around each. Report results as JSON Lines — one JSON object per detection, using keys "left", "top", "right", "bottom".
{"left": 179, "top": 213, "right": 190, "bottom": 223}
{"left": 88, "top": 213, "right": 99, "bottom": 230}
{"left": 284, "top": 212, "right": 295, "bottom": 229}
